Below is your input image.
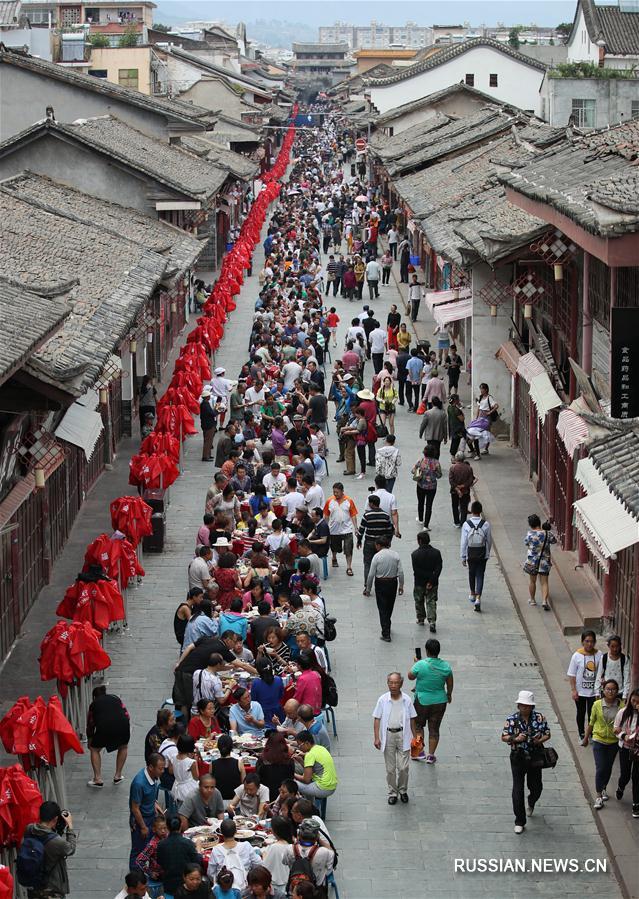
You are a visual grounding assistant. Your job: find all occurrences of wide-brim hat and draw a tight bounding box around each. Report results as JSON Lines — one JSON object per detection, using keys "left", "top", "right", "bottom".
{"left": 357, "top": 389, "right": 375, "bottom": 401}
{"left": 213, "top": 537, "right": 231, "bottom": 548}
{"left": 516, "top": 690, "right": 535, "bottom": 706}
{"left": 214, "top": 367, "right": 226, "bottom": 375}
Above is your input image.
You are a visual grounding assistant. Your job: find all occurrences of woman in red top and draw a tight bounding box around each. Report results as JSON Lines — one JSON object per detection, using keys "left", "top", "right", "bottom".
{"left": 187, "top": 698, "right": 221, "bottom": 776}
{"left": 213, "top": 551, "right": 242, "bottom": 611}
{"left": 293, "top": 652, "right": 323, "bottom": 715}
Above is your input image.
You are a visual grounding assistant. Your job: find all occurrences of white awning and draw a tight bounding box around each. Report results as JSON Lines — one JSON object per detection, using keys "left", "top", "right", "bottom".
{"left": 575, "top": 457, "right": 608, "bottom": 496}
{"left": 529, "top": 372, "right": 562, "bottom": 421}
{"left": 55, "top": 402, "right": 104, "bottom": 460}
{"left": 516, "top": 351, "right": 545, "bottom": 384}
{"left": 433, "top": 296, "right": 472, "bottom": 327}
{"left": 573, "top": 490, "right": 639, "bottom": 573}
{"left": 557, "top": 408, "right": 589, "bottom": 457}
{"left": 425, "top": 287, "right": 471, "bottom": 313}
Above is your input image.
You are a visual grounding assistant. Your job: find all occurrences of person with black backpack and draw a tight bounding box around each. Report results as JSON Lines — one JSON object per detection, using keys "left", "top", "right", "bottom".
{"left": 284, "top": 820, "right": 334, "bottom": 897}
{"left": 18, "top": 801, "right": 76, "bottom": 898}
{"left": 460, "top": 500, "right": 492, "bottom": 613}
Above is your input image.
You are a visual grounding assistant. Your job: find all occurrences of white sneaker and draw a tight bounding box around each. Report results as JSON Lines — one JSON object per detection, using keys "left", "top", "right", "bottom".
{"left": 593, "top": 797, "right": 604, "bottom": 810}
{"left": 356, "top": 473, "right": 365, "bottom": 479}
{"left": 415, "top": 517, "right": 422, "bottom": 523}
{"left": 514, "top": 825, "right": 524, "bottom": 834}
{"left": 601, "top": 789, "right": 609, "bottom": 801}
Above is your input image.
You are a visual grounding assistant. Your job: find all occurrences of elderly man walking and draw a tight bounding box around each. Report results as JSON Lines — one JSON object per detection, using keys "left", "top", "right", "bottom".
{"left": 365, "top": 536, "right": 404, "bottom": 642}
{"left": 448, "top": 452, "right": 475, "bottom": 528}
{"left": 418, "top": 397, "right": 447, "bottom": 458}
{"left": 373, "top": 673, "right": 417, "bottom": 804}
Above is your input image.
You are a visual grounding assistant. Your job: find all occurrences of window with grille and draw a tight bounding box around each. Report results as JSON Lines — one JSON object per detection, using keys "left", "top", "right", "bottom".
{"left": 118, "top": 68, "right": 139, "bottom": 89}
{"left": 60, "top": 5, "right": 80, "bottom": 25}
{"left": 489, "top": 73, "right": 498, "bottom": 86}
{"left": 465, "top": 73, "right": 474, "bottom": 86}
{"left": 571, "top": 98, "right": 596, "bottom": 128}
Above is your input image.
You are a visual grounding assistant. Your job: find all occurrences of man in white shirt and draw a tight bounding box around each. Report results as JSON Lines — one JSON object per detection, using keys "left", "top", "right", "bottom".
{"left": 301, "top": 475, "right": 325, "bottom": 512}
{"left": 282, "top": 480, "right": 305, "bottom": 519}
{"left": 209, "top": 366, "right": 235, "bottom": 406}
{"left": 282, "top": 359, "right": 303, "bottom": 389}
{"left": 408, "top": 274, "right": 425, "bottom": 323}
{"left": 371, "top": 474, "right": 400, "bottom": 537}
{"left": 387, "top": 226, "right": 398, "bottom": 259}
{"left": 113, "top": 870, "right": 152, "bottom": 898}
{"left": 262, "top": 462, "right": 287, "bottom": 496}
{"left": 188, "top": 546, "right": 217, "bottom": 600}
{"left": 460, "top": 499, "right": 492, "bottom": 613}
{"left": 372, "top": 672, "right": 417, "bottom": 804}
{"left": 346, "top": 319, "right": 365, "bottom": 344}
{"left": 244, "top": 379, "right": 266, "bottom": 415}
{"left": 375, "top": 434, "right": 402, "bottom": 493}
{"left": 369, "top": 324, "right": 387, "bottom": 374}
{"left": 365, "top": 258, "right": 382, "bottom": 300}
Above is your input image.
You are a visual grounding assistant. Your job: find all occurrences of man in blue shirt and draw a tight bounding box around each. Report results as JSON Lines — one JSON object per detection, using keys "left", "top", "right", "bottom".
{"left": 229, "top": 687, "right": 265, "bottom": 737}
{"left": 129, "top": 753, "right": 165, "bottom": 868}
{"left": 406, "top": 349, "right": 424, "bottom": 413}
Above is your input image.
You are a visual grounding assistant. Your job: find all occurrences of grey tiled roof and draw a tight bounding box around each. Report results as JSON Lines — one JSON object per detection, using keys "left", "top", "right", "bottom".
{"left": 374, "top": 83, "right": 503, "bottom": 126}
{"left": 178, "top": 135, "right": 258, "bottom": 180}
{"left": 0, "top": 48, "right": 214, "bottom": 127}
{"left": 365, "top": 38, "right": 547, "bottom": 86}
{"left": 0, "top": 116, "right": 230, "bottom": 202}
{"left": 588, "top": 429, "right": 639, "bottom": 520}
{"left": 292, "top": 42, "right": 349, "bottom": 54}
{"left": 372, "top": 107, "right": 527, "bottom": 177}
{"left": 500, "top": 119, "right": 639, "bottom": 236}
{"left": 0, "top": 171, "right": 204, "bottom": 275}
{"left": 579, "top": 0, "right": 639, "bottom": 56}
{"left": 167, "top": 46, "right": 275, "bottom": 94}
{"left": 0, "top": 278, "right": 69, "bottom": 384}
{"left": 208, "top": 115, "right": 261, "bottom": 144}
{"left": 394, "top": 130, "right": 549, "bottom": 264}
{"left": 0, "top": 192, "right": 167, "bottom": 394}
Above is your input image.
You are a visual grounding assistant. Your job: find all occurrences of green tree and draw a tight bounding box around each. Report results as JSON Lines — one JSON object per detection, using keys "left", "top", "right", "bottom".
{"left": 118, "top": 24, "right": 139, "bottom": 48}
{"left": 153, "top": 22, "right": 171, "bottom": 33}
{"left": 508, "top": 27, "right": 521, "bottom": 49}
{"left": 88, "top": 32, "right": 110, "bottom": 48}
{"left": 556, "top": 22, "right": 573, "bottom": 44}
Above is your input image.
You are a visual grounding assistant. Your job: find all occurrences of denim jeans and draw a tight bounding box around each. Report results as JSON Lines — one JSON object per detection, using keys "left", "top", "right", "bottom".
{"left": 467, "top": 558, "right": 487, "bottom": 596}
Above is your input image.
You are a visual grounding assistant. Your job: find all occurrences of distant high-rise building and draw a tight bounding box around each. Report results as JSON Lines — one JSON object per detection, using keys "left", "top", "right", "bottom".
{"left": 319, "top": 20, "right": 433, "bottom": 50}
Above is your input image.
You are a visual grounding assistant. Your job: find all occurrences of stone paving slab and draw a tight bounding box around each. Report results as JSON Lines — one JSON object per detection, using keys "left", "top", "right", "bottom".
{"left": 0, "top": 205, "right": 623, "bottom": 899}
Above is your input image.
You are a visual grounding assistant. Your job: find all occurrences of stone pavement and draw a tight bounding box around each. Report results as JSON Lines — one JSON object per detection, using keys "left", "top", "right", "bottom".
{"left": 0, "top": 223, "right": 622, "bottom": 899}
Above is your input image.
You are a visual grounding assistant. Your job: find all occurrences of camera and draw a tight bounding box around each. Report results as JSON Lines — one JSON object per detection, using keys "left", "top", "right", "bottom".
{"left": 55, "top": 811, "right": 70, "bottom": 835}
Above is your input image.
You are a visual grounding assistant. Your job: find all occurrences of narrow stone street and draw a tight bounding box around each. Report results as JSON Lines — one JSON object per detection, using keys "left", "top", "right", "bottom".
{"left": 0, "top": 226, "right": 622, "bottom": 899}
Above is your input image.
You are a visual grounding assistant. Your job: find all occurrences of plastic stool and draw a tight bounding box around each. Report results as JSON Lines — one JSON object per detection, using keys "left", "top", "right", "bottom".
{"left": 321, "top": 556, "right": 329, "bottom": 580}
{"left": 326, "top": 872, "right": 340, "bottom": 898}
{"left": 323, "top": 705, "right": 337, "bottom": 737}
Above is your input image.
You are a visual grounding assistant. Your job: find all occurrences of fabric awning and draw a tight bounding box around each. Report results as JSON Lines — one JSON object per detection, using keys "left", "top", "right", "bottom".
{"left": 516, "top": 351, "right": 545, "bottom": 384}
{"left": 573, "top": 490, "right": 639, "bottom": 573}
{"left": 557, "top": 408, "right": 589, "bottom": 457}
{"left": 575, "top": 457, "right": 608, "bottom": 496}
{"left": 55, "top": 402, "right": 104, "bottom": 460}
{"left": 433, "top": 296, "right": 472, "bottom": 327}
{"left": 425, "top": 287, "right": 471, "bottom": 313}
{"left": 529, "top": 372, "right": 562, "bottom": 421}
{"left": 495, "top": 341, "right": 521, "bottom": 376}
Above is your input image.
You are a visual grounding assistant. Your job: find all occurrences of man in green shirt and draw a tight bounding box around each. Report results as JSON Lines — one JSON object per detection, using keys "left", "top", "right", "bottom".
{"left": 229, "top": 383, "right": 246, "bottom": 422}
{"left": 295, "top": 731, "right": 338, "bottom": 799}
{"left": 407, "top": 638, "right": 453, "bottom": 763}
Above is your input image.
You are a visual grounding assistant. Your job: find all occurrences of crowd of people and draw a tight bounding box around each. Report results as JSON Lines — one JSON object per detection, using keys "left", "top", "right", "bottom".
{"left": 22, "top": 107, "right": 639, "bottom": 899}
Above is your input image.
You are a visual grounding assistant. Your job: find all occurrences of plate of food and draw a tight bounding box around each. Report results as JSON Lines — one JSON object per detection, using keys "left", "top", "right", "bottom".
{"left": 232, "top": 816, "right": 257, "bottom": 829}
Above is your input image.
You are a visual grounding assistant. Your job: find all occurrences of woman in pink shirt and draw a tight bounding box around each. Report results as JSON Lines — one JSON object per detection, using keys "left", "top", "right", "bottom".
{"left": 294, "top": 652, "right": 323, "bottom": 714}
{"left": 196, "top": 514, "right": 214, "bottom": 549}
{"left": 242, "top": 578, "right": 274, "bottom": 611}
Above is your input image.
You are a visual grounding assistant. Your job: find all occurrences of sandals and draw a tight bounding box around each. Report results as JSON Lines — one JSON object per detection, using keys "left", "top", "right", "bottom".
{"left": 331, "top": 559, "right": 339, "bottom": 568}
{"left": 113, "top": 776, "right": 124, "bottom": 784}
{"left": 528, "top": 599, "right": 537, "bottom": 606}
{"left": 542, "top": 603, "right": 551, "bottom": 611}
{"left": 346, "top": 568, "right": 354, "bottom": 577}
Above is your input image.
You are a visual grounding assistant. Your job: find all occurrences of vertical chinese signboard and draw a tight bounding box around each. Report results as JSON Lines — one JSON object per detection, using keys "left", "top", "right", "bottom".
{"left": 610, "top": 307, "right": 639, "bottom": 419}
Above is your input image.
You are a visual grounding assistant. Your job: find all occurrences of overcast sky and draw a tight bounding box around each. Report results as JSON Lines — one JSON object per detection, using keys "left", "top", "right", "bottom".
{"left": 155, "top": 1, "right": 578, "bottom": 28}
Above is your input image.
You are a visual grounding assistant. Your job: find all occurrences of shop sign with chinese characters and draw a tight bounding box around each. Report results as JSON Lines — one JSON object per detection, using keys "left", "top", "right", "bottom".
{"left": 610, "top": 307, "right": 639, "bottom": 419}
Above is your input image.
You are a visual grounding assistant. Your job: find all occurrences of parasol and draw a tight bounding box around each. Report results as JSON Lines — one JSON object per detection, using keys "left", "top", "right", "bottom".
{"left": 0, "top": 764, "right": 43, "bottom": 847}
{"left": 129, "top": 452, "right": 179, "bottom": 490}
{"left": 139, "top": 431, "right": 180, "bottom": 462}
{"left": 155, "top": 404, "right": 197, "bottom": 440}
{"left": 109, "top": 496, "right": 153, "bottom": 548}
{"left": 57, "top": 571, "right": 125, "bottom": 632}
{"left": 0, "top": 865, "right": 13, "bottom": 899}
{"left": 39, "top": 620, "right": 111, "bottom": 686}
{"left": 84, "top": 533, "right": 144, "bottom": 589}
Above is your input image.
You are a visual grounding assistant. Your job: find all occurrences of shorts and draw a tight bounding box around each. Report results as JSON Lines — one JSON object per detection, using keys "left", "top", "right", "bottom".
{"left": 330, "top": 533, "right": 354, "bottom": 557}
{"left": 414, "top": 699, "right": 447, "bottom": 737}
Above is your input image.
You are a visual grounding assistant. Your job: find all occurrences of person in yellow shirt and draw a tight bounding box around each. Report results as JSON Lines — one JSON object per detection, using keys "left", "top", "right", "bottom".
{"left": 583, "top": 679, "right": 624, "bottom": 810}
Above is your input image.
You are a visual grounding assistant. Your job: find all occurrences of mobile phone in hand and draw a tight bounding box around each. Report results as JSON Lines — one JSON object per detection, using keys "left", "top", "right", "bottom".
{"left": 415, "top": 647, "right": 422, "bottom": 660}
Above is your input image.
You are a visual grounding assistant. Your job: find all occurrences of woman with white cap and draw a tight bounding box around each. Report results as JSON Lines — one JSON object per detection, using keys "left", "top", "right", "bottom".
{"left": 501, "top": 689, "right": 551, "bottom": 833}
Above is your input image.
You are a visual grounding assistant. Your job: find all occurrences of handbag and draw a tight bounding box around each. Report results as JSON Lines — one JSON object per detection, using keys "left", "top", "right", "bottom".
{"left": 411, "top": 462, "right": 423, "bottom": 483}
{"left": 375, "top": 412, "right": 389, "bottom": 439}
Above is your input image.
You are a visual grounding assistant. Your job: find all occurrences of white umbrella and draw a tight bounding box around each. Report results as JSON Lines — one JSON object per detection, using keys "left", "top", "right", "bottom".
{"left": 355, "top": 194, "right": 368, "bottom": 202}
